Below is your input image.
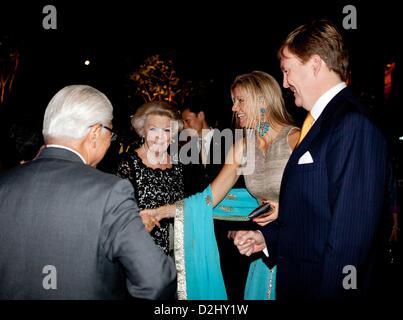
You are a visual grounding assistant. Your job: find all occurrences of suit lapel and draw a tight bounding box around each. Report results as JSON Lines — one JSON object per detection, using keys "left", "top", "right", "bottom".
{"left": 287, "top": 87, "right": 350, "bottom": 168}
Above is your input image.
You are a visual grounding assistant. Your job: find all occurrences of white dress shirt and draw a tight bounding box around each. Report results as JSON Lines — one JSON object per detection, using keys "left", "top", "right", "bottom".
{"left": 310, "top": 82, "right": 347, "bottom": 121}
{"left": 199, "top": 128, "right": 214, "bottom": 165}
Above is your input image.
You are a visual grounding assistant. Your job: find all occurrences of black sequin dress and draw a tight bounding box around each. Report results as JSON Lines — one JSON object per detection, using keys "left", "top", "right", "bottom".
{"left": 117, "top": 151, "right": 184, "bottom": 255}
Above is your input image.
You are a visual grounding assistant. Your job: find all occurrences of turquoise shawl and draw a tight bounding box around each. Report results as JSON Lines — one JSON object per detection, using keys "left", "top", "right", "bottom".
{"left": 245, "top": 260, "right": 276, "bottom": 300}
{"left": 174, "top": 186, "right": 275, "bottom": 300}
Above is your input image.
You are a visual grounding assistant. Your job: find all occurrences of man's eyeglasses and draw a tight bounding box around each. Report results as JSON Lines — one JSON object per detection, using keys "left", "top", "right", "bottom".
{"left": 101, "top": 125, "right": 117, "bottom": 142}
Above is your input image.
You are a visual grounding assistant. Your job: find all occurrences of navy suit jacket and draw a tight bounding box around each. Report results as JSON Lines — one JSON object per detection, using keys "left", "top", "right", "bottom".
{"left": 262, "top": 87, "right": 388, "bottom": 301}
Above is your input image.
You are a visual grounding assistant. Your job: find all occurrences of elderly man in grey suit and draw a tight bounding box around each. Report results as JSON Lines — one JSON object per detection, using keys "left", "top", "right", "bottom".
{"left": 0, "top": 85, "right": 176, "bottom": 299}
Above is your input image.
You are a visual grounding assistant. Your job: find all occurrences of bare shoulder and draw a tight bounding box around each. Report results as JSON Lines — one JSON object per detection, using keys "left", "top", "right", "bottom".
{"left": 287, "top": 127, "right": 301, "bottom": 150}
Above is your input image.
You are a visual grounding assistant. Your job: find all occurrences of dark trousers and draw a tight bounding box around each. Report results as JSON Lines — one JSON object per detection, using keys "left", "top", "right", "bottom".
{"left": 214, "top": 219, "right": 257, "bottom": 300}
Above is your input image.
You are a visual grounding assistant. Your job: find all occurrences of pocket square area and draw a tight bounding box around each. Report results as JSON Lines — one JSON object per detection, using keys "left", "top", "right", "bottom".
{"left": 298, "top": 151, "right": 314, "bottom": 164}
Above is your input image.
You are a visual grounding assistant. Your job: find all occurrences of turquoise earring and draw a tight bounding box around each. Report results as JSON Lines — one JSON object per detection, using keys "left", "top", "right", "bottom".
{"left": 256, "top": 107, "right": 270, "bottom": 137}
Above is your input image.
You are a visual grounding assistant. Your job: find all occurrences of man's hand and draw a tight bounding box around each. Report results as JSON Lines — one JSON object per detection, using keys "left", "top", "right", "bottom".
{"left": 233, "top": 230, "right": 267, "bottom": 256}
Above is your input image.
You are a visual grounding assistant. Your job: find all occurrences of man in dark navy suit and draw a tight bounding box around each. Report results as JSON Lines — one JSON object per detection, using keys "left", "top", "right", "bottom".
{"left": 234, "top": 20, "right": 389, "bottom": 300}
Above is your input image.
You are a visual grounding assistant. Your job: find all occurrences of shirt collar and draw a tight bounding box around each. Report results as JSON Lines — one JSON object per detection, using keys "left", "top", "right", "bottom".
{"left": 200, "top": 128, "right": 214, "bottom": 145}
{"left": 46, "top": 144, "right": 87, "bottom": 164}
{"left": 310, "top": 82, "right": 347, "bottom": 121}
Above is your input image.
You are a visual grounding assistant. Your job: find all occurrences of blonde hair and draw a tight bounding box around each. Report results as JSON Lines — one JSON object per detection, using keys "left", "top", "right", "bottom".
{"left": 231, "top": 71, "right": 293, "bottom": 129}
{"left": 131, "top": 101, "right": 183, "bottom": 137}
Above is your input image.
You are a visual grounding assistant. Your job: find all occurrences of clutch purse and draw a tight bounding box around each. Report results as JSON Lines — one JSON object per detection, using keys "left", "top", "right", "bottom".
{"left": 247, "top": 203, "right": 272, "bottom": 219}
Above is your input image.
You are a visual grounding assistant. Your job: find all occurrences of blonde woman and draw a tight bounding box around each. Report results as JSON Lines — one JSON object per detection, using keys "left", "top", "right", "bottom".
{"left": 142, "top": 71, "right": 300, "bottom": 299}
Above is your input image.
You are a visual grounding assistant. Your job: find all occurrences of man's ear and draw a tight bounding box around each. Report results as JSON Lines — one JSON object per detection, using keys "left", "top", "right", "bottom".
{"left": 311, "top": 54, "right": 323, "bottom": 76}
{"left": 88, "top": 124, "right": 101, "bottom": 146}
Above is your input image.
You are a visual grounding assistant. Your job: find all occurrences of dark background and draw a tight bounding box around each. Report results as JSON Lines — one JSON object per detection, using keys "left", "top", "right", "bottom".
{"left": 0, "top": 0, "right": 402, "bottom": 308}
{"left": 0, "top": 1, "right": 402, "bottom": 168}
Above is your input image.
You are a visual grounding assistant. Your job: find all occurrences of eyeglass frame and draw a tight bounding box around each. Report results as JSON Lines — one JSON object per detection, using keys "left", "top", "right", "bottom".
{"left": 88, "top": 124, "right": 117, "bottom": 142}
{"left": 101, "top": 125, "right": 117, "bottom": 142}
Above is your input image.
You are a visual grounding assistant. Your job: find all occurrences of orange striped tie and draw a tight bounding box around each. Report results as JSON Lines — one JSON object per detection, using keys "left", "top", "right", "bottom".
{"left": 298, "top": 112, "right": 314, "bottom": 144}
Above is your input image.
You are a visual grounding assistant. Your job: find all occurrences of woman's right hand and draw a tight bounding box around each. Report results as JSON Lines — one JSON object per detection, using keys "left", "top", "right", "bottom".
{"left": 140, "top": 204, "right": 176, "bottom": 231}
{"left": 140, "top": 209, "right": 161, "bottom": 232}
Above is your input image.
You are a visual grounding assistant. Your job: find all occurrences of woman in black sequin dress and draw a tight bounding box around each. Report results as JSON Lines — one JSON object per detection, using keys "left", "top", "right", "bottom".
{"left": 117, "top": 102, "right": 184, "bottom": 255}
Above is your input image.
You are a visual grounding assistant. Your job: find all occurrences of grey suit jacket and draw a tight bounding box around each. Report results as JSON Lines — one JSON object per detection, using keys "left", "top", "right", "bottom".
{"left": 0, "top": 147, "right": 176, "bottom": 299}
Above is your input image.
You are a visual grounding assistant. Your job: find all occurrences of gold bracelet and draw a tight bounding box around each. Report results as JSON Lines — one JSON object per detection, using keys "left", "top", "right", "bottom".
{"left": 392, "top": 225, "right": 400, "bottom": 231}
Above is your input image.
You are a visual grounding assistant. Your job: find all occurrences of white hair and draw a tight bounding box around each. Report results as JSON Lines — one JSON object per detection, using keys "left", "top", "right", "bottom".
{"left": 42, "top": 85, "right": 113, "bottom": 141}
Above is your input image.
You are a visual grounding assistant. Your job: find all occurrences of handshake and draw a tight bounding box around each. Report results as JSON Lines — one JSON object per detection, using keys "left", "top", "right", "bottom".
{"left": 139, "top": 209, "right": 161, "bottom": 232}
{"left": 231, "top": 200, "right": 279, "bottom": 256}
{"left": 138, "top": 199, "right": 279, "bottom": 258}
{"left": 139, "top": 204, "right": 175, "bottom": 232}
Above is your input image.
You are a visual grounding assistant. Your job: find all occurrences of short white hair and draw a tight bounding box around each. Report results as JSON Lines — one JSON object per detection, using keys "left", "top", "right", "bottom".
{"left": 42, "top": 85, "right": 113, "bottom": 141}
{"left": 131, "top": 101, "right": 183, "bottom": 137}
